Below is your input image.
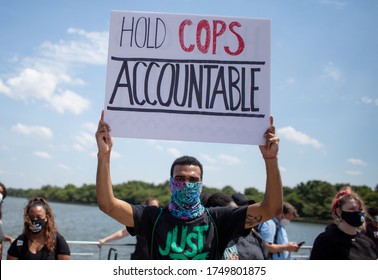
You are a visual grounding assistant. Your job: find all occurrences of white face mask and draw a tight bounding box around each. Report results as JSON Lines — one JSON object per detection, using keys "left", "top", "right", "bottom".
{"left": 0, "top": 193, "right": 3, "bottom": 203}
{"left": 280, "top": 218, "right": 291, "bottom": 228}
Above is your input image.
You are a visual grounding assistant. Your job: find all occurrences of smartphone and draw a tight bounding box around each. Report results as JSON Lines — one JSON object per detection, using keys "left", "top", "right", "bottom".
{"left": 298, "top": 241, "right": 305, "bottom": 246}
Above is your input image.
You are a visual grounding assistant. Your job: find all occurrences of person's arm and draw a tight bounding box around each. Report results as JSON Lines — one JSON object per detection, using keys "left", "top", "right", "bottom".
{"left": 57, "top": 254, "right": 71, "bottom": 260}
{"left": 4, "top": 235, "right": 14, "bottom": 244}
{"left": 245, "top": 116, "right": 283, "bottom": 228}
{"left": 7, "top": 254, "right": 18, "bottom": 260}
{"left": 98, "top": 228, "right": 129, "bottom": 248}
{"left": 264, "top": 241, "right": 300, "bottom": 254}
{"left": 96, "top": 111, "right": 134, "bottom": 227}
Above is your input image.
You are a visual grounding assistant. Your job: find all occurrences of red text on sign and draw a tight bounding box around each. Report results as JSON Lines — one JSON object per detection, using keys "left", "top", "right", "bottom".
{"left": 178, "top": 19, "right": 245, "bottom": 56}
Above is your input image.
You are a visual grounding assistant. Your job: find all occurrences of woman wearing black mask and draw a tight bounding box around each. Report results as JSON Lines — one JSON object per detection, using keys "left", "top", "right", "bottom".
{"left": 310, "top": 186, "right": 377, "bottom": 260}
{"left": 7, "top": 197, "right": 70, "bottom": 260}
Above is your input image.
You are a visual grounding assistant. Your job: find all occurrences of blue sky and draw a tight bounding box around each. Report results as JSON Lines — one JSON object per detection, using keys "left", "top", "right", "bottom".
{"left": 0, "top": 0, "right": 377, "bottom": 193}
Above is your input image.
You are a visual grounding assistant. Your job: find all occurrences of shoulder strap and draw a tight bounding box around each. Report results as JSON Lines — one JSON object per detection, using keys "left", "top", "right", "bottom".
{"left": 205, "top": 208, "right": 218, "bottom": 247}
{"left": 272, "top": 220, "right": 281, "bottom": 257}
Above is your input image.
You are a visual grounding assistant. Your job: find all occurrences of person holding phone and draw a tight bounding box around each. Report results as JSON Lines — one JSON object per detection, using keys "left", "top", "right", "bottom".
{"left": 258, "top": 202, "right": 301, "bottom": 260}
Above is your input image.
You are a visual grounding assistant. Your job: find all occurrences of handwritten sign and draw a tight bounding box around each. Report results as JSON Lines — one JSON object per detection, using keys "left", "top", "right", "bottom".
{"left": 104, "top": 10, "right": 271, "bottom": 145}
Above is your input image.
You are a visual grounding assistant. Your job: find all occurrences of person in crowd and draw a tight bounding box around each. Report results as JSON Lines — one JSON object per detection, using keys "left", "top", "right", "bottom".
{"left": 310, "top": 186, "right": 377, "bottom": 259}
{"left": 205, "top": 192, "right": 270, "bottom": 260}
{"left": 98, "top": 197, "right": 159, "bottom": 259}
{"left": 0, "top": 182, "right": 14, "bottom": 260}
{"left": 96, "top": 111, "right": 282, "bottom": 260}
{"left": 361, "top": 207, "right": 378, "bottom": 254}
{"left": 7, "top": 197, "right": 71, "bottom": 260}
{"left": 258, "top": 201, "right": 301, "bottom": 260}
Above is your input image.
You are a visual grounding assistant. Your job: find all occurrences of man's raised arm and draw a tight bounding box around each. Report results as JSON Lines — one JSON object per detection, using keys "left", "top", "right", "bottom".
{"left": 245, "top": 116, "right": 283, "bottom": 228}
{"left": 95, "top": 111, "right": 134, "bottom": 227}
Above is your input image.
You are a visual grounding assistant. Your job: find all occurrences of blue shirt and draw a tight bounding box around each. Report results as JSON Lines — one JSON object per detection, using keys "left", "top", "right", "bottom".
{"left": 259, "top": 217, "right": 290, "bottom": 260}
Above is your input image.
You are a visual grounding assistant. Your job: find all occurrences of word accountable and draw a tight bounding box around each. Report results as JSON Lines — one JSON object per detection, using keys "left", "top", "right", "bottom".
{"left": 108, "top": 57, "right": 265, "bottom": 118}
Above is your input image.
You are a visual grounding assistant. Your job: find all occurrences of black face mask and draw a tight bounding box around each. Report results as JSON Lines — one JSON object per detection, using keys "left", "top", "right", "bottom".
{"left": 30, "top": 218, "right": 46, "bottom": 234}
{"left": 341, "top": 211, "right": 365, "bottom": 227}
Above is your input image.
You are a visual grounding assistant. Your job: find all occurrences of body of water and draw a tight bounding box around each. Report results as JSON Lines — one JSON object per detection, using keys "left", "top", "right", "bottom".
{"left": 1, "top": 196, "right": 326, "bottom": 260}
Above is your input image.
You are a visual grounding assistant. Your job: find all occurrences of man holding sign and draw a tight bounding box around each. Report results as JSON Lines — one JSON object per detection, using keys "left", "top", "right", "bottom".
{"left": 96, "top": 11, "right": 281, "bottom": 260}
{"left": 96, "top": 112, "right": 282, "bottom": 259}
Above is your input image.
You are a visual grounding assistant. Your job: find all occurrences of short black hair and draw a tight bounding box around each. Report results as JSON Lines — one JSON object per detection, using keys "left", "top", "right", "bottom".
{"left": 170, "top": 155, "right": 203, "bottom": 180}
{"left": 205, "top": 192, "right": 233, "bottom": 207}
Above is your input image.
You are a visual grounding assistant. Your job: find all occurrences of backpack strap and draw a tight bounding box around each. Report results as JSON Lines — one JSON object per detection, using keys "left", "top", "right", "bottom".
{"left": 272, "top": 219, "right": 281, "bottom": 257}
{"left": 205, "top": 208, "right": 219, "bottom": 247}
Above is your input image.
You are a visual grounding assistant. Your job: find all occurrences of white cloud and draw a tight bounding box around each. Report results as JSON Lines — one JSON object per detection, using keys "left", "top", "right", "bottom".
{"left": 218, "top": 154, "right": 241, "bottom": 165}
{"left": 111, "top": 151, "right": 122, "bottom": 159}
{"left": 320, "top": 0, "right": 347, "bottom": 9}
{"left": 361, "top": 96, "right": 378, "bottom": 107}
{"left": 33, "top": 151, "right": 52, "bottom": 159}
{"left": 0, "top": 28, "right": 105, "bottom": 114}
{"left": 12, "top": 123, "right": 53, "bottom": 140}
{"left": 167, "top": 147, "right": 181, "bottom": 158}
{"left": 346, "top": 170, "right": 363, "bottom": 176}
{"left": 40, "top": 28, "right": 108, "bottom": 65}
{"left": 285, "top": 77, "right": 296, "bottom": 85}
{"left": 200, "top": 154, "right": 217, "bottom": 164}
{"left": 74, "top": 131, "right": 96, "bottom": 150}
{"left": 278, "top": 126, "right": 323, "bottom": 149}
{"left": 1, "top": 68, "right": 57, "bottom": 101}
{"left": 324, "top": 61, "right": 342, "bottom": 81}
{"left": 49, "top": 90, "right": 90, "bottom": 114}
{"left": 279, "top": 166, "right": 287, "bottom": 173}
{"left": 82, "top": 122, "right": 97, "bottom": 133}
{"left": 347, "top": 158, "right": 367, "bottom": 166}
{"left": 57, "top": 163, "right": 70, "bottom": 170}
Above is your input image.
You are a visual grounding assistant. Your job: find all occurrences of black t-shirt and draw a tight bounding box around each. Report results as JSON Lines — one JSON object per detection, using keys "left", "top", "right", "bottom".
{"left": 127, "top": 205, "right": 247, "bottom": 260}
{"left": 130, "top": 235, "right": 149, "bottom": 260}
{"left": 362, "top": 223, "right": 378, "bottom": 255}
{"left": 8, "top": 232, "right": 71, "bottom": 260}
{"left": 310, "top": 224, "right": 377, "bottom": 260}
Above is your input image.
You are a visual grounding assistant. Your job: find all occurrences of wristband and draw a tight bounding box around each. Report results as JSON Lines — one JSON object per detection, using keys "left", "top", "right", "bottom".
{"left": 263, "top": 156, "right": 277, "bottom": 160}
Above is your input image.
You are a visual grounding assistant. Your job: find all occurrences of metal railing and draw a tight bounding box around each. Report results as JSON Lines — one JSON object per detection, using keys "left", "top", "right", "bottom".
{"left": 291, "top": 245, "right": 312, "bottom": 260}
{"left": 66, "top": 240, "right": 136, "bottom": 260}
{"left": 66, "top": 241, "right": 312, "bottom": 260}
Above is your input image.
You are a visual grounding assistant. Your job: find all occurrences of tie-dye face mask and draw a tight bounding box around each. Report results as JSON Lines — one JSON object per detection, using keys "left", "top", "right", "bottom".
{"left": 168, "top": 177, "right": 205, "bottom": 220}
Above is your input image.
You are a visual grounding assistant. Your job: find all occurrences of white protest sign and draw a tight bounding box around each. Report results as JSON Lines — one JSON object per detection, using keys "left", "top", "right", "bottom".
{"left": 104, "top": 10, "right": 270, "bottom": 145}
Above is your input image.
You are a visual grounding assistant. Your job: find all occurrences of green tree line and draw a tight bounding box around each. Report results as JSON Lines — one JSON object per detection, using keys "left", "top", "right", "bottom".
{"left": 7, "top": 180, "right": 378, "bottom": 221}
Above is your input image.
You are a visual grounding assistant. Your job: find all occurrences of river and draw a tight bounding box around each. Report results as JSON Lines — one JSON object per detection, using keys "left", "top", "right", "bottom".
{"left": 1, "top": 196, "right": 326, "bottom": 260}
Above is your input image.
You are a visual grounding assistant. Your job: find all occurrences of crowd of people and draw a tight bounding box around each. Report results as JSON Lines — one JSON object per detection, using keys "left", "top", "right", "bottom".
{"left": 1, "top": 112, "right": 376, "bottom": 260}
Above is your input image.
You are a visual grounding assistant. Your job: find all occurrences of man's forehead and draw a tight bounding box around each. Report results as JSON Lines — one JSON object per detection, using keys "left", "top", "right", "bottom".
{"left": 173, "top": 164, "right": 201, "bottom": 175}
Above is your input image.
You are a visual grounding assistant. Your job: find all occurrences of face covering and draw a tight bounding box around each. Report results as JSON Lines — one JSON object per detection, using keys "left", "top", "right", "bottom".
{"left": 30, "top": 218, "right": 46, "bottom": 234}
{"left": 168, "top": 177, "right": 205, "bottom": 220}
{"left": 280, "top": 218, "right": 291, "bottom": 228}
{"left": 0, "top": 193, "right": 3, "bottom": 203}
{"left": 341, "top": 210, "right": 365, "bottom": 227}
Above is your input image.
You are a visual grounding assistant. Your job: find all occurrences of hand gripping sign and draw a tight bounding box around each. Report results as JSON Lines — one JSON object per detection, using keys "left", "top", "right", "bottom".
{"left": 104, "top": 10, "right": 271, "bottom": 145}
